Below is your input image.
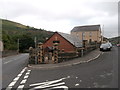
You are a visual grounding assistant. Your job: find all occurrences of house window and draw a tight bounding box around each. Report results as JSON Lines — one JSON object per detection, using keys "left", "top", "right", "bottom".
{"left": 89, "top": 32, "right": 92, "bottom": 37}
{"left": 53, "top": 41, "right": 60, "bottom": 43}
{"left": 82, "top": 32, "right": 85, "bottom": 37}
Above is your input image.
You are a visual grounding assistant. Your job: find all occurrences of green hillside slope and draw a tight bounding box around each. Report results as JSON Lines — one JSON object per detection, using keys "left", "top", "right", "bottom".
{"left": 109, "top": 36, "right": 120, "bottom": 45}
{"left": 2, "top": 19, "right": 53, "bottom": 52}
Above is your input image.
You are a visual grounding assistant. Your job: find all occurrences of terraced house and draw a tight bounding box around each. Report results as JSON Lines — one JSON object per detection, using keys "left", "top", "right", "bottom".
{"left": 71, "top": 25, "right": 102, "bottom": 43}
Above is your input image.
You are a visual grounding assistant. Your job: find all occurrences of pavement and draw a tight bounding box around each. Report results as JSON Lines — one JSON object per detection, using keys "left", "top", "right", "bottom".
{"left": 28, "top": 48, "right": 102, "bottom": 69}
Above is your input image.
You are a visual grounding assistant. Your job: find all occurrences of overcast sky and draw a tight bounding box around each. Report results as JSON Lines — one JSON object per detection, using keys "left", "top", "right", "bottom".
{"left": 0, "top": 0, "right": 119, "bottom": 38}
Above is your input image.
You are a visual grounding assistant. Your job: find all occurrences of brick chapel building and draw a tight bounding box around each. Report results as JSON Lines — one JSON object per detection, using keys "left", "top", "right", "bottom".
{"left": 43, "top": 32, "right": 83, "bottom": 53}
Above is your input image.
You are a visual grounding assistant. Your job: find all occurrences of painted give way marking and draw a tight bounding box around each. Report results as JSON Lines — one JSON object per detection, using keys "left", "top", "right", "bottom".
{"left": 29, "top": 76, "right": 70, "bottom": 90}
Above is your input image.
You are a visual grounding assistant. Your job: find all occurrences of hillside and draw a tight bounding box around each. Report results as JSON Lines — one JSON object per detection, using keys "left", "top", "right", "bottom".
{"left": 109, "top": 36, "right": 120, "bottom": 45}
{"left": 2, "top": 19, "right": 53, "bottom": 52}
{"left": 2, "top": 19, "right": 53, "bottom": 42}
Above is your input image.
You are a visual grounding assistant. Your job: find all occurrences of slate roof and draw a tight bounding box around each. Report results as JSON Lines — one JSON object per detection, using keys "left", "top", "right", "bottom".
{"left": 58, "top": 32, "right": 83, "bottom": 48}
{"left": 71, "top": 25, "right": 101, "bottom": 32}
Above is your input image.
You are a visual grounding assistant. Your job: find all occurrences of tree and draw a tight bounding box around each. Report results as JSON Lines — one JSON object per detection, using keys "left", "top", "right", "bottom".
{"left": 19, "top": 34, "right": 34, "bottom": 52}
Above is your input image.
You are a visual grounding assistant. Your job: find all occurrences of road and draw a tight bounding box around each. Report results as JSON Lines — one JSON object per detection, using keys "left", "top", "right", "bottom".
{"left": 2, "top": 47, "right": 119, "bottom": 89}
{"left": 2, "top": 53, "right": 29, "bottom": 89}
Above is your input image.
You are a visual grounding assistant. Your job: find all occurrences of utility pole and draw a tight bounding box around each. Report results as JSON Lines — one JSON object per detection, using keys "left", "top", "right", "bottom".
{"left": 34, "top": 37, "right": 37, "bottom": 64}
{"left": 17, "top": 39, "right": 19, "bottom": 54}
{"left": 34, "top": 37, "right": 37, "bottom": 48}
{"left": 102, "top": 25, "right": 104, "bottom": 43}
{"left": 81, "top": 32, "right": 84, "bottom": 57}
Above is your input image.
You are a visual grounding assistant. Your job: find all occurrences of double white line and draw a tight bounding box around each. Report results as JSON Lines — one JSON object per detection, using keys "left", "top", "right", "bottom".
{"left": 17, "top": 69, "right": 31, "bottom": 89}
{"left": 6, "top": 67, "right": 31, "bottom": 90}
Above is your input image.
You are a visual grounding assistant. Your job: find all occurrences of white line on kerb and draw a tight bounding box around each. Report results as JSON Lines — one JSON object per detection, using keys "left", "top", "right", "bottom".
{"left": 6, "top": 67, "right": 27, "bottom": 90}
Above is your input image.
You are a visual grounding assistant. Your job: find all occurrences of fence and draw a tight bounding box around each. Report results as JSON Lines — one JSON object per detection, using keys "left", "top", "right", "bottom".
{"left": 29, "top": 43, "right": 99, "bottom": 64}
{"left": 58, "top": 52, "right": 81, "bottom": 62}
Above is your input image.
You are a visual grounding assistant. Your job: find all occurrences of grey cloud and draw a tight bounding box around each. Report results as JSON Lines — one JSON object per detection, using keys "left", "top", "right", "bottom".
{"left": 85, "top": 2, "right": 118, "bottom": 16}
{"left": 1, "top": 1, "right": 39, "bottom": 18}
{"left": 0, "top": 0, "right": 118, "bottom": 38}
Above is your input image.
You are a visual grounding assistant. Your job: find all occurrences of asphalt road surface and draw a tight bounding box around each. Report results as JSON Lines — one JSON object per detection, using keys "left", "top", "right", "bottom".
{"left": 2, "top": 53, "right": 29, "bottom": 89}
{"left": 2, "top": 47, "right": 119, "bottom": 89}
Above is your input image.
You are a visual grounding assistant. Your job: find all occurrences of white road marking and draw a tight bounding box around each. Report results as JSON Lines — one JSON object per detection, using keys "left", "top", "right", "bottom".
{"left": 18, "top": 74, "right": 22, "bottom": 77}
{"left": 26, "top": 72, "right": 30, "bottom": 75}
{"left": 4, "top": 60, "right": 12, "bottom": 64}
{"left": 30, "top": 82, "right": 65, "bottom": 90}
{"left": 3, "top": 54, "right": 29, "bottom": 64}
{"left": 30, "top": 76, "right": 70, "bottom": 87}
{"left": 17, "top": 85, "right": 24, "bottom": 89}
{"left": 30, "top": 76, "right": 69, "bottom": 90}
{"left": 101, "top": 52, "right": 104, "bottom": 55}
{"left": 14, "top": 77, "right": 20, "bottom": 81}
{"left": 20, "top": 79, "right": 27, "bottom": 84}
{"left": 6, "top": 67, "right": 27, "bottom": 90}
{"left": 67, "top": 76, "right": 70, "bottom": 78}
{"left": 24, "top": 75, "right": 29, "bottom": 79}
{"left": 30, "top": 79, "right": 63, "bottom": 87}
{"left": 20, "top": 69, "right": 26, "bottom": 74}
{"left": 28, "top": 70, "right": 31, "bottom": 72}
{"left": 76, "top": 77, "right": 78, "bottom": 79}
{"left": 8, "top": 81, "right": 17, "bottom": 87}
{"left": 75, "top": 83, "right": 79, "bottom": 86}
{"left": 106, "top": 72, "right": 112, "bottom": 76}
{"left": 6, "top": 86, "right": 12, "bottom": 90}
{"left": 17, "top": 69, "right": 31, "bottom": 89}
{"left": 80, "top": 80, "right": 82, "bottom": 82}
{"left": 45, "top": 86, "right": 68, "bottom": 90}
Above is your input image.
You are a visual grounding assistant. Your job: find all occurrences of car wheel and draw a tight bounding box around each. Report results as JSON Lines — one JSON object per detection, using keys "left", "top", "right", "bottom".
{"left": 100, "top": 48, "right": 102, "bottom": 51}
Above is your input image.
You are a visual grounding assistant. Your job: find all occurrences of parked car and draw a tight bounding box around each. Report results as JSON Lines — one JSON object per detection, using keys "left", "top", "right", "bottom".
{"left": 107, "top": 42, "right": 112, "bottom": 48}
{"left": 117, "top": 44, "right": 120, "bottom": 47}
{"left": 100, "top": 43, "right": 111, "bottom": 51}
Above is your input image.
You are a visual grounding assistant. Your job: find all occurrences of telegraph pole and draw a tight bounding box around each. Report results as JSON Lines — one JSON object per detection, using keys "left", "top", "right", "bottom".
{"left": 34, "top": 37, "right": 37, "bottom": 48}
{"left": 81, "top": 32, "right": 84, "bottom": 57}
{"left": 34, "top": 37, "right": 37, "bottom": 64}
{"left": 102, "top": 25, "right": 104, "bottom": 43}
{"left": 17, "top": 39, "right": 19, "bottom": 54}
